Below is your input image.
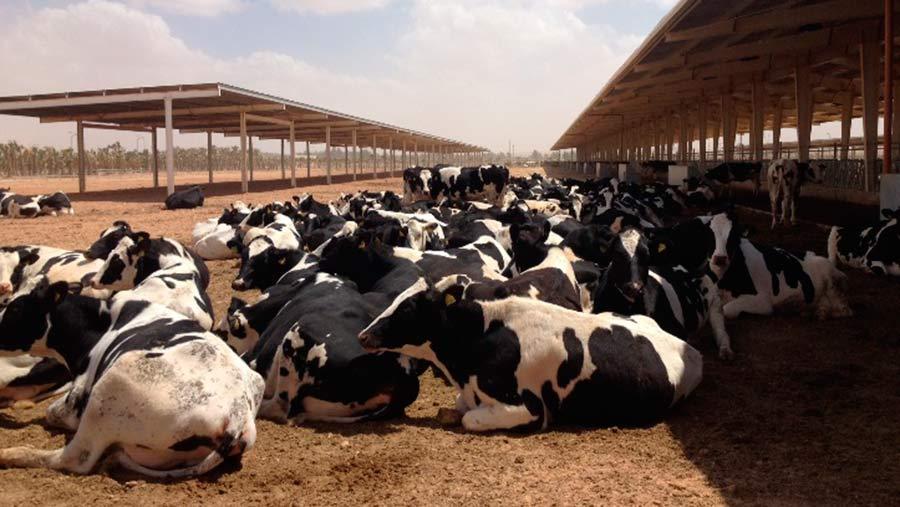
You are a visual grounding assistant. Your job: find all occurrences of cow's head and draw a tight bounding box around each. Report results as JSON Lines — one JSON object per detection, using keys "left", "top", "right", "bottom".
{"left": 407, "top": 220, "right": 445, "bottom": 251}
{"left": 0, "top": 278, "right": 68, "bottom": 356}
{"left": 510, "top": 220, "right": 551, "bottom": 271}
{"left": 358, "top": 277, "right": 484, "bottom": 358}
{"left": 0, "top": 248, "right": 39, "bottom": 304}
{"left": 87, "top": 220, "right": 132, "bottom": 260}
{"left": 232, "top": 239, "right": 303, "bottom": 291}
{"left": 706, "top": 210, "right": 744, "bottom": 278}
{"left": 806, "top": 162, "right": 826, "bottom": 184}
{"left": 90, "top": 233, "right": 150, "bottom": 291}
{"left": 214, "top": 296, "right": 250, "bottom": 352}
{"left": 600, "top": 228, "right": 650, "bottom": 306}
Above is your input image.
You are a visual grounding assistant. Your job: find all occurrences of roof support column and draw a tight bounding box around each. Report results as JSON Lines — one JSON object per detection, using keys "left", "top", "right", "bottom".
{"left": 414, "top": 141, "right": 418, "bottom": 166}
{"left": 721, "top": 94, "right": 735, "bottom": 161}
{"left": 665, "top": 113, "right": 673, "bottom": 161}
{"left": 164, "top": 97, "right": 175, "bottom": 196}
{"left": 885, "top": 0, "right": 894, "bottom": 174}
{"left": 352, "top": 129, "right": 358, "bottom": 181}
{"left": 698, "top": 99, "right": 708, "bottom": 167}
{"left": 239, "top": 112, "right": 248, "bottom": 193}
{"left": 76, "top": 120, "right": 86, "bottom": 193}
{"left": 712, "top": 118, "right": 720, "bottom": 163}
{"left": 280, "top": 139, "right": 285, "bottom": 180}
{"left": 305, "top": 141, "right": 311, "bottom": 179}
{"left": 893, "top": 81, "right": 900, "bottom": 160}
{"left": 794, "top": 56, "right": 813, "bottom": 164}
{"left": 151, "top": 128, "right": 159, "bottom": 188}
{"left": 679, "top": 104, "right": 689, "bottom": 163}
{"left": 840, "top": 91, "right": 853, "bottom": 161}
{"left": 289, "top": 122, "right": 296, "bottom": 187}
{"left": 751, "top": 77, "right": 765, "bottom": 161}
{"left": 344, "top": 144, "right": 349, "bottom": 175}
{"left": 402, "top": 141, "right": 407, "bottom": 170}
{"left": 248, "top": 136, "right": 254, "bottom": 182}
{"left": 207, "top": 131, "right": 214, "bottom": 184}
{"left": 772, "top": 99, "right": 783, "bottom": 159}
{"left": 325, "top": 125, "right": 332, "bottom": 185}
{"left": 861, "top": 31, "right": 880, "bottom": 187}
{"left": 389, "top": 137, "right": 395, "bottom": 177}
{"left": 372, "top": 135, "right": 378, "bottom": 178}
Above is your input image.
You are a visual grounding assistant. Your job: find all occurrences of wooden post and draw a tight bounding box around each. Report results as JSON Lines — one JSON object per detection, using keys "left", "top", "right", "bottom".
{"left": 712, "top": 117, "right": 720, "bottom": 162}
{"left": 389, "top": 137, "right": 395, "bottom": 177}
{"left": 698, "top": 99, "right": 708, "bottom": 167}
{"left": 840, "top": 91, "right": 853, "bottom": 161}
{"left": 76, "top": 120, "right": 86, "bottom": 193}
{"left": 402, "top": 140, "right": 407, "bottom": 169}
{"left": 751, "top": 77, "right": 765, "bottom": 161}
{"left": 280, "top": 139, "right": 285, "bottom": 180}
{"left": 289, "top": 121, "right": 296, "bottom": 187}
{"left": 665, "top": 114, "right": 673, "bottom": 160}
{"left": 886, "top": 0, "right": 895, "bottom": 174}
{"left": 305, "top": 141, "right": 311, "bottom": 178}
{"left": 893, "top": 81, "right": 900, "bottom": 160}
{"left": 207, "top": 131, "right": 213, "bottom": 184}
{"left": 772, "top": 99, "right": 783, "bottom": 159}
{"left": 352, "top": 129, "right": 358, "bottom": 181}
{"left": 151, "top": 128, "right": 158, "bottom": 188}
{"left": 372, "top": 135, "right": 378, "bottom": 178}
{"left": 722, "top": 94, "right": 735, "bottom": 161}
{"left": 164, "top": 97, "right": 175, "bottom": 196}
{"left": 860, "top": 31, "right": 880, "bottom": 188}
{"left": 414, "top": 141, "right": 418, "bottom": 166}
{"left": 325, "top": 125, "right": 332, "bottom": 185}
{"left": 248, "top": 136, "right": 255, "bottom": 182}
{"left": 679, "top": 105, "right": 689, "bottom": 163}
{"left": 239, "top": 112, "right": 248, "bottom": 193}
{"left": 794, "top": 58, "right": 813, "bottom": 163}
{"left": 344, "top": 145, "right": 349, "bottom": 175}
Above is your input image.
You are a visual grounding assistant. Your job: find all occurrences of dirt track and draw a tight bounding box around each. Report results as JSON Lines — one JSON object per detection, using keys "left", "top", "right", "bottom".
{"left": 0, "top": 168, "right": 898, "bottom": 506}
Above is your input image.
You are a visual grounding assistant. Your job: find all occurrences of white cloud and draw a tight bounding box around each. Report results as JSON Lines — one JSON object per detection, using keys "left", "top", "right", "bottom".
{"left": 125, "top": 0, "right": 245, "bottom": 16}
{"left": 0, "top": 0, "right": 642, "bottom": 153}
{"left": 270, "top": 0, "right": 393, "bottom": 15}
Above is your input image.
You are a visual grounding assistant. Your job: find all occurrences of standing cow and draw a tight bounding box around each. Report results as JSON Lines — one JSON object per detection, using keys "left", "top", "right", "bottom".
{"left": 767, "top": 159, "right": 825, "bottom": 228}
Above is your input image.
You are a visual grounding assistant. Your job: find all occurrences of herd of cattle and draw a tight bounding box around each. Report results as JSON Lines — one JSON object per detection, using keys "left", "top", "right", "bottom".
{"left": 0, "top": 188, "right": 74, "bottom": 218}
{"left": 0, "top": 161, "right": 897, "bottom": 478}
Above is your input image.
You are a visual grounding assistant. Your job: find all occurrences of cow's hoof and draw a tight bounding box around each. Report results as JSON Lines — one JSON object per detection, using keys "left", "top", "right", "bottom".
{"left": 718, "top": 347, "right": 735, "bottom": 361}
{"left": 436, "top": 407, "right": 463, "bottom": 427}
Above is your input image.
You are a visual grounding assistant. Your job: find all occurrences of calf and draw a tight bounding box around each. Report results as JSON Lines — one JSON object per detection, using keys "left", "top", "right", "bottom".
{"left": 245, "top": 273, "right": 420, "bottom": 423}
{"left": 164, "top": 186, "right": 204, "bottom": 210}
{"left": 359, "top": 282, "right": 703, "bottom": 431}
{"left": 767, "top": 159, "right": 825, "bottom": 228}
{"left": 828, "top": 208, "right": 900, "bottom": 276}
{"left": 0, "top": 280, "right": 263, "bottom": 477}
{"left": 591, "top": 228, "right": 732, "bottom": 359}
{"left": 37, "top": 192, "right": 74, "bottom": 216}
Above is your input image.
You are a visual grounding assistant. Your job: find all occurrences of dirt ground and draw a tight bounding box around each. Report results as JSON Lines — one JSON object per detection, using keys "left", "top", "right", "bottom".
{"left": 0, "top": 167, "right": 898, "bottom": 506}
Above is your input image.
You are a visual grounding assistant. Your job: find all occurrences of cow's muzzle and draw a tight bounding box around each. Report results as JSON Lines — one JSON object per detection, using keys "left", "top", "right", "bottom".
{"left": 0, "top": 282, "right": 11, "bottom": 295}
{"left": 231, "top": 279, "right": 248, "bottom": 291}
{"left": 358, "top": 332, "right": 380, "bottom": 351}
{"left": 622, "top": 281, "right": 644, "bottom": 303}
{"left": 712, "top": 255, "right": 729, "bottom": 268}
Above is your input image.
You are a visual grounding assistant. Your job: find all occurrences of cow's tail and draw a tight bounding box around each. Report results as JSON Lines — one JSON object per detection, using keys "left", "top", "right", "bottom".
{"left": 826, "top": 226, "right": 840, "bottom": 265}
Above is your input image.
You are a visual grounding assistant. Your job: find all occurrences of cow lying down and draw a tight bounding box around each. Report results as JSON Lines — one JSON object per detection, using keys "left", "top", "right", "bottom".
{"left": 359, "top": 279, "right": 703, "bottom": 431}
{"left": 828, "top": 208, "right": 900, "bottom": 276}
{"left": 0, "top": 279, "right": 263, "bottom": 477}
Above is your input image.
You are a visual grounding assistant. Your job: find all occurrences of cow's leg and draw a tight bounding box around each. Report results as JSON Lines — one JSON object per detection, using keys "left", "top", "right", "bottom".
{"left": 789, "top": 190, "right": 799, "bottom": 226}
{"left": 769, "top": 191, "right": 779, "bottom": 229}
{"left": 461, "top": 402, "right": 537, "bottom": 432}
{"left": 708, "top": 297, "right": 733, "bottom": 359}
{"left": 723, "top": 295, "right": 773, "bottom": 319}
{"left": 0, "top": 425, "right": 106, "bottom": 474}
{"left": 45, "top": 393, "right": 81, "bottom": 431}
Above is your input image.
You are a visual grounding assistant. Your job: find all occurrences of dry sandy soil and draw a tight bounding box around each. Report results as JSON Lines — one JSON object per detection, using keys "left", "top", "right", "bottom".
{"left": 0, "top": 167, "right": 898, "bottom": 506}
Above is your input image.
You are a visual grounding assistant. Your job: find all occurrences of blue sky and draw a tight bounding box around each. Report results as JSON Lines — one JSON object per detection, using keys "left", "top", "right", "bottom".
{"left": 0, "top": 0, "right": 672, "bottom": 152}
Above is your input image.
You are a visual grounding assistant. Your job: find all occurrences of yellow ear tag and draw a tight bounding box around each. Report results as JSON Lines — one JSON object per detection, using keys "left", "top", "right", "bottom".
{"left": 279, "top": 257, "right": 287, "bottom": 265}
{"left": 358, "top": 241, "right": 366, "bottom": 249}
{"left": 658, "top": 243, "right": 667, "bottom": 253}
{"left": 444, "top": 294, "right": 457, "bottom": 306}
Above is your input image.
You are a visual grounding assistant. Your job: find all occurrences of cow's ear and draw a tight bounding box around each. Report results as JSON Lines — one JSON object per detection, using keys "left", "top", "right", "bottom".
{"left": 46, "top": 281, "right": 69, "bottom": 306}
{"left": 133, "top": 235, "right": 152, "bottom": 255}
{"left": 229, "top": 297, "right": 247, "bottom": 312}
{"left": 19, "top": 251, "right": 39, "bottom": 266}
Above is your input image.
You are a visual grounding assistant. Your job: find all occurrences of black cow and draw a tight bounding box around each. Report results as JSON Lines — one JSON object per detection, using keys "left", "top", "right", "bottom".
{"left": 164, "top": 186, "right": 204, "bottom": 210}
{"left": 704, "top": 162, "right": 763, "bottom": 196}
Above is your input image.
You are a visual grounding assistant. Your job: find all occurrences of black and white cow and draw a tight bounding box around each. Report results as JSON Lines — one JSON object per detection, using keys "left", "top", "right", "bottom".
{"left": 86, "top": 221, "right": 133, "bottom": 260}
{"left": 359, "top": 280, "right": 703, "bottom": 431}
{"left": 8, "top": 195, "right": 41, "bottom": 218}
{"left": 0, "top": 245, "right": 110, "bottom": 305}
{"left": 91, "top": 235, "right": 216, "bottom": 330}
{"left": 591, "top": 228, "right": 732, "bottom": 359}
{"left": 38, "top": 192, "right": 75, "bottom": 216}
{"left": 0, "top": 279, "right": 263, "bottom": 477}
{"left": 402, "top": 167, "right": 436, "bottom": 204}
{"left": 244, "top": 273, "right": 421, "bottom": 423}
{"left": 767, "top": 159, "right": 825, "bottom": 228}
{"left": 216, "top": 281, "right": 309, "bottom": 355}
{"left": 429, "top": 165, "right": 510, "bottom": 205}
{"left": 828, "top": 208, "right": 900, "bottom": 276}
{"left": 232, "top": 215, "right": 303, "bottom": 291}
{"left": 0, "top": 355, "right": 71, "bottom": 408}
{"left": 164, "top": 186, "right": 204, "bottom": 210}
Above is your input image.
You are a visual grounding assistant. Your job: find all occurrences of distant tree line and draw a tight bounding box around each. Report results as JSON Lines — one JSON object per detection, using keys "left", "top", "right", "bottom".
{"left": 0, "top": 141, "right": 289, "bottom": 178}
